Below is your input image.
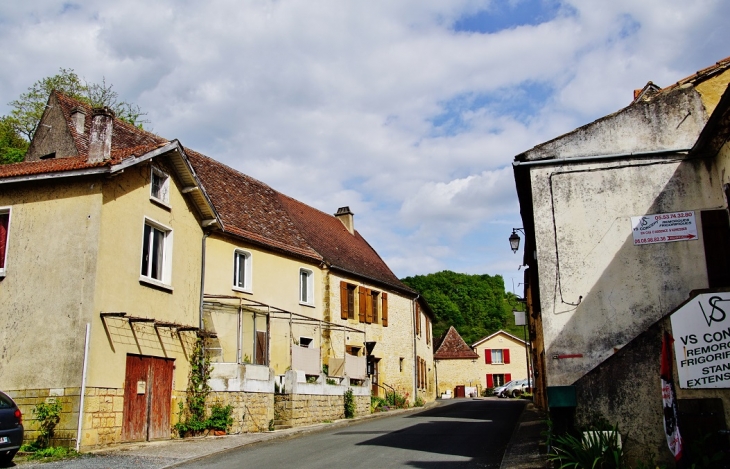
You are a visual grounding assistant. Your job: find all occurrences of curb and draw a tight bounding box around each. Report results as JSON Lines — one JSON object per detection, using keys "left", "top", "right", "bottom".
{"left": 499, "top": 401, "right": 548, "bottom": 469}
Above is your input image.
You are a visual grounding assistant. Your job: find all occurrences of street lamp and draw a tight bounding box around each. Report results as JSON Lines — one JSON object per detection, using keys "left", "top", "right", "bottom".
{"left": 509, "top": 228, "right": 525, "bottom": 253}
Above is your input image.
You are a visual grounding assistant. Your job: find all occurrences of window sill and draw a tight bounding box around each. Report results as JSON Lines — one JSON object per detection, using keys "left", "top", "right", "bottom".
{"left": 150, "top": 197, "right": 172, "bottom": 211}
{"left": 139, "top": 276, "right": 174, "bottom": 292}
{"left": 232, "top": 286, "right": 252, "bottom": 294}
{"left": 299, "top": 301, "right": 315, "bottom": 308}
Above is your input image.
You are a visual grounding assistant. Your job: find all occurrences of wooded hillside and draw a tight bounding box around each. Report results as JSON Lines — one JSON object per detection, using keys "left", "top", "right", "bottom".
{"left": 400, "top": 270, "right": 524, "bottom": 345}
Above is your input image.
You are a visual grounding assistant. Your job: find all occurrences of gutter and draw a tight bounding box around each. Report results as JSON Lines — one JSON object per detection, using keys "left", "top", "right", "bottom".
{"left": 199, "top": 232, "right": 211, "bottom": 330}
{"left": 328, "top": 264, "right": 418, "bottom": 298}
{"left": 512, "top": 148, "right": 691, "bottom": 168}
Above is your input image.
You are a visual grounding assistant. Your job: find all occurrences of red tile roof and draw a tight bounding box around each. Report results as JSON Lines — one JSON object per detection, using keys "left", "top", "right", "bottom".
{"left": 5, "top": 91, "right": 413, "bottom": 293}
{"left": 433, "top": 326, "right": 479, "bottom": 360}
{"left": 662, "top": 55, "right": 730, "bottom": 93}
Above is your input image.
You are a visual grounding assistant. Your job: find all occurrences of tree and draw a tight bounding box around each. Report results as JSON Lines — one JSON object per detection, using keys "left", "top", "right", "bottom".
{"left": 2, "top": 68, "right": 148, "bottom": 162}
{"left": 0, "top": 117, "right": 28, "bottom": 164}
{"left": 400, "top": 270, "right": 516, "bottom": 344}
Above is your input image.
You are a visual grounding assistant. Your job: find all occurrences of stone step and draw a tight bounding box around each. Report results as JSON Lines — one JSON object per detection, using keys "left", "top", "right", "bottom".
{"left": 273, "top": 424, "right": 292, "bottom": 430}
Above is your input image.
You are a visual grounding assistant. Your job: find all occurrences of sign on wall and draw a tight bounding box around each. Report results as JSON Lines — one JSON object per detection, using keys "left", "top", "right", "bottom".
{"left": 670, "top": 292, "right": 730, "bottom": 389}
{"left": 631, "top": 211, "right": 697, "bottom": 246}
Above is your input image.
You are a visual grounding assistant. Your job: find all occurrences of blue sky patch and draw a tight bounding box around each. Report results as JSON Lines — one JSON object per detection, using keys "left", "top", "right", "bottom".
{"left": 429, "top": 81, "right": 554, "bottom": 136}
{"left": 453, "top": 0, "right": 565, "bottom": 34}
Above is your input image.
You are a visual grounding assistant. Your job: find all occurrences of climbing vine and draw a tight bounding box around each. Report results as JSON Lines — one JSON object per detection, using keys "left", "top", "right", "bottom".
{"left": 174, "top": 337, "right": 213, "bottom": 436}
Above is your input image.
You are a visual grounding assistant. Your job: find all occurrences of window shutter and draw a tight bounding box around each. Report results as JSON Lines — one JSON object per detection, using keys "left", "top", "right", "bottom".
{"left": 415, "top": 303, "right": 421, "bottom": 335}
{"left": 382, "top": 293, "right": 388, "bottom": 327}
{"left": 0, "top": 213, "right": 7, "bottom": 269}
{"left": 340, "top": 282, "right": 348, "bottom": 320}
{"left": 485, "top": 349, "right": 492, "bottom": 364}
{"left": 505, "top": 373, "right": 512, "bottom": 382}
{"left": 358, "top": 287, "right": 367, "bottom": 322}
{"left": 365, "top": 289, "right": 373, "bottom": 323}
{"left": 426, "top": 317, "right": 431, "bottom": 345}
{"left": 504, "top": 349, "right": 510, "bottom": 364}
{"left": 487, "top": 374, "right": 493, "bottom": 388}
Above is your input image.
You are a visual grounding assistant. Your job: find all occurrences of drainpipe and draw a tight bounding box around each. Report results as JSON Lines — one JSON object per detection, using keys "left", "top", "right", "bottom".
{"left": 412, "top": 295, "right": 419, "bottom": 403}
{"left": 199, "top": 232, "right": 210, "bottom": 330}
{"left": 75, "top": 323, "right": 91, "bottom": 452}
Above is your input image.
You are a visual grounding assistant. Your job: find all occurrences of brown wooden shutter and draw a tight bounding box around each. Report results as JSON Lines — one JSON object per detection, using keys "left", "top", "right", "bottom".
{"left": 358, "top": 287, "right": 367, "bottom": 322}
{"left": 381, "top": 293, "right": 388, "bottom": 327}
{"left": 426, "top": 317, "right": 431, "bottom": 344}
{"left": 365, "top": 289, "right": 373, "bottom": 323}
{"left": 340, "top": 281, "right": 349, "bottom": 320}
{"left": 701, "top": 210, "right": 730, "bottom": 287}
{"left": 415, "top": 303, "right": 421, "bottom": 335}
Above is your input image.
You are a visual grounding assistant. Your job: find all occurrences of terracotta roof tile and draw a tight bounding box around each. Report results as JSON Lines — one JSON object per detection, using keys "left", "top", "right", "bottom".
{"left": 661, "top": 55, "right": 730, "bottom": 93}
{"left": 433, "top": 326, "right": 479, "bottom": 360}
{"left": 0, "top": 156, "right": 105, "bottom": 178}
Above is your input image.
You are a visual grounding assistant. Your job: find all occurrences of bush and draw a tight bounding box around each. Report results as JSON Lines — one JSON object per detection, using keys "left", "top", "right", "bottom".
{"left": 207, "top": 403, "right": 233, "bottom": 432}
{"left": 32, "top": 400, "right": 63, "bottom": 449}
{"left": 414, "top": 396, "right": 425, "bottom": 407}
{"left": 344, "top": 388, "right": 356, "bottom": 418}
{"left": 548, "top": 425, "right": 625, "bottom": 469}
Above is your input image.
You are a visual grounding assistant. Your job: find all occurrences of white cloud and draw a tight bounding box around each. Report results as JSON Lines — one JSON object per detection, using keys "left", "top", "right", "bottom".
{"left": 0, "top": 0, "right": 727, "bottom": 283}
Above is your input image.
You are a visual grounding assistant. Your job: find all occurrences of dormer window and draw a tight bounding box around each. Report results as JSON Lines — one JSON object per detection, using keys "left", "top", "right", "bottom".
{"left": 150, "top": 167, "right": 170, "bottom": 206}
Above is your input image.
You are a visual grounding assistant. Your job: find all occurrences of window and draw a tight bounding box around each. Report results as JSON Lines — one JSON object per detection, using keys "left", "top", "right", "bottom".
{"left": 299, "top": 337, "right": 313, "bottom": 348}
{"left": 299, "top": 268, "right": 314, "bottom": 305}
{"left": 0, "top": 208, "right": 10, "bottom": 275}
{"left": 150, "top": 167, "right": 170, "bottom": 206}
{"left": 340, "top": 282, "right": 356, "bottom": 320}
{"left": 346, "top": 345, "right": 361, "bottom": 356}
{"left": 485, "top": 349, "right": 511, "bottom": 365}
{"left": 140, "top": 219, "right": 172, "bottom": 288}
{"left": 232, "top": 249, "right": 252, "bottom": 292}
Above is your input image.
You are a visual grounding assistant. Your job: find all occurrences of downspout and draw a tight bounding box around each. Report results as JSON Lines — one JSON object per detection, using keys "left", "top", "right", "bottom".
{"left": 75, "top": 323, "right": 91, "bottom": 452}
{"left": 199, "top": 232, "right": 210, "bottom": 330}
{"left": 412, "top": 295, "right": 419, "bottom": 402}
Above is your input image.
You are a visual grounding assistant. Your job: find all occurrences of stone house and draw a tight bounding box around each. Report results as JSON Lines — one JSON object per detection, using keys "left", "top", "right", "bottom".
{"left": 434, "top": 327, "right": 528, "bottom": 397}
{"left": 0, "top": 90, "right": 435, "bottom": 448}
{"left": 512, "top": 56, "right": 730, "bottom": 464}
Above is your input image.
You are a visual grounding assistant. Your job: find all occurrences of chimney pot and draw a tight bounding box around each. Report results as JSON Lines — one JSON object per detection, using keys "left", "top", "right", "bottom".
{"left": 334, "top": 206, "right": 355, "bottom": 235}
{"left": 88, "top": 107, "right": 115, "bottom": 163}
{"left": 70, "top": 106, "right": 87, "bottom": 134}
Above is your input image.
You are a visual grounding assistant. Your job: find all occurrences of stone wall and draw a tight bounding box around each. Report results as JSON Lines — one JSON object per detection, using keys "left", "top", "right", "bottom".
{"left": 274, "top": 393, "right": 369, "bottom": 427}
{"left": 207, "top": 391, "right": 274, "bottom": 434}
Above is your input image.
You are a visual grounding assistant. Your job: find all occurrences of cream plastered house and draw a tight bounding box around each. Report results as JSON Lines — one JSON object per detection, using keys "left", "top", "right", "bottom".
{"left": 0, "top": 91, "right": 436, "bottom": 446}
{"left": 185, "top": 150, "right": 437, "bottom": 418}
{"left": 512, "top": 56, "right": 730, "bottom": 464}
{"left": 434, "top": 327, "right": 528, "bottom": 396}
{"left": 0, "top": 92, "right": 219, "bottom": 449}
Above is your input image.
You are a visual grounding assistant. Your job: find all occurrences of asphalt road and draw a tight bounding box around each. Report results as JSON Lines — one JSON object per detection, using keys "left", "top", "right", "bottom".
{"left": 174, "top": 398, "right": 527, "bottom": 469}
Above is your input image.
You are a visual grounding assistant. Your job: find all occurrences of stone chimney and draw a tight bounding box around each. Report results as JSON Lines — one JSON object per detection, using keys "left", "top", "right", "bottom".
{"left": 335, "top": 206, "right": 355, "bottom": 235}
{"left": 88, "top": 107, "right": 115, "bottom": 163}
{"left": 70, "top": 106, "right": 87, "bottom": 134}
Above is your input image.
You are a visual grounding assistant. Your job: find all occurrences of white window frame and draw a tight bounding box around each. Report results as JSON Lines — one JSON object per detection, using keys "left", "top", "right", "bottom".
{"left": 0, "top": 207, "right": 11, "bottom": 277}
{"left": 139, "top": 217, "right": 173, "bottom": 291}
{"left": 491, "top": 349, "right": 504, "bottom": 364}
{"left": 232, "top": 249, "right": 252, "bottom": 293}
{"left": 150, "top": 166, "right": 171, "bottom": 207}
{"left": 299, "top": 268, "right": 314, "bottom": 306}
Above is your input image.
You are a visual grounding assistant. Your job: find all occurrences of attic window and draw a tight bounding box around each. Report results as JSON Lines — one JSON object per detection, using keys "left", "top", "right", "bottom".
{"left": 39, "top": 152, "right": 56, "bottom": 160}
{"left": 150, "top": 167, "right": 170, "bottom": 206}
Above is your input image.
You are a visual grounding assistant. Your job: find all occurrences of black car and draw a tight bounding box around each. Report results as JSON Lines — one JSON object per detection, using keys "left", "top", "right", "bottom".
{"left": 0, "top": 391, "right": 23, "bottom": 464}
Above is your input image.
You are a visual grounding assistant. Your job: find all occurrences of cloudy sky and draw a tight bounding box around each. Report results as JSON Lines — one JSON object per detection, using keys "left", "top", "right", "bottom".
{"left": 1, "top": 0, "right": 728, "bottom": 290}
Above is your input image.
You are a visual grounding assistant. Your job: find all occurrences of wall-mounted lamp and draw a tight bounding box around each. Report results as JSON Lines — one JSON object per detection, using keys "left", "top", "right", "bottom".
{"left": 509, "top": 228, "right": 525, "bottom": 253}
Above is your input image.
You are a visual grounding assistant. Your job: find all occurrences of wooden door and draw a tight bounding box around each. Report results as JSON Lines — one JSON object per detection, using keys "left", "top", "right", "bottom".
{"left": 255, "top": 331, "right": 267, "bottom": 365}
{"left": 122, "top": 355, "right": 175, "bottom": 442}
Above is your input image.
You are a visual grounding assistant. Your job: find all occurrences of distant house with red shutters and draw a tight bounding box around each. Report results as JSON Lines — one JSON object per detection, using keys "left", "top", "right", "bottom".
{"left": 434, "top": 327, "right": 528, "bottom": 396}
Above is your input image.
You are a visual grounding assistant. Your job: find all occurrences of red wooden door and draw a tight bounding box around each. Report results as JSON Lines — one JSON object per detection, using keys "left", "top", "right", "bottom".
{"left": 122, "top": 355, "right": 174, "bottom": 442}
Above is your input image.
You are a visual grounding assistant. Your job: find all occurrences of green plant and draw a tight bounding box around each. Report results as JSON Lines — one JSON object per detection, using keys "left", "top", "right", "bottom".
{"left": 32, "top": 400, "right": 63, "bottom": 448}
{"left": 386, "top": 391, "right": 408, "bottom": 409}
{"left": 326, "top": 378, "right": 337, "bottom": 385}
{"left": 306, "top": 375, "right": 318, "bottom": 383}
{"left": 414, "top": 396, "right": 425, "bottom": 407}
{"left": 174, "top": 337, "right": 213, "bottom": 437}
{"left": 268, "top": 419, "right": 275, "bottom": 431}
{"left": 344, "top": 388, "right": 356, "bottom": 418}
{"left": 483, "top": 387, "right": 494, "bottom": 397}
{"left": 207, "top": 403, "right": 233, "bottom": 432}
{"left": 548, "top": 426, "right": 625, "bottom": 469}
{"left": 242, "top": 354, "right": 251, "bottom": 364}
{"left": 25, "top": 446, "right": 79, "bottom": 461}
{"left": 371, "top": 396, "right": 387, "bottom": 412}
{"left": 322, "top": 364, "right": 329, "bottom": 375}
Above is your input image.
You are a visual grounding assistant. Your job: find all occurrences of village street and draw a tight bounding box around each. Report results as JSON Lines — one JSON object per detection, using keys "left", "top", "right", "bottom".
{"left": 17, "top": 399, "right": 527, "bottom": 469}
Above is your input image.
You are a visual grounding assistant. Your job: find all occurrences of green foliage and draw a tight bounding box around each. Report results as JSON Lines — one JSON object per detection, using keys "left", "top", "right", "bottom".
{"left": 175, "top": 338, "right": 213, "bottom": 437}
{"left": 326, "top": 378, "right": 337, "bottom": 385}
{"left": 685, "top": 432, "right": 726, "bottom": 468}
{"left": 343, "top": 388, "right": 356, "bottom": 418}
{"left": 322, "top": 364, "right": 329, "bottom": 375}
{"left": 306, "top": 375, "right": 318, "bottom": 383}
{"left": 207, "top": 403, "right": 233, "bottom": 432}
{"left": 23, "top": 446, "right": 79, "bottom": 461}
{"left": 0, "top": 116, "right": 28, "bottom": 164}
{"left": 370, "top": 396, "right": 387, "bottom": 412}
{"left": 548, "top": 426, "right": 625, "bottom": 469}
{"left": 268, "top": 419, "right": 275, "bottom": 431}
{"left": 385, "top": 391, "right": 409, "bottom": 409}
{"left": 32, "top": 400, "right": 63, "bottom": 449}
{"left": 482, "top": 387, "right": 494, "bottom": 397}
{"left": 414, "top": 396, "right": 425, "bottom": 407}
{"left": 3, "top": 67, "right": 149, "bottom": 152}
{"left": 400, "top": 270, "right": 516, "bottom": 344}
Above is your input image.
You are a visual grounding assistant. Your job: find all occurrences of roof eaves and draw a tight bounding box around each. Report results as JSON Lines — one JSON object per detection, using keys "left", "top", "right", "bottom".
{"left": 471, "top": 329, "right": 526, "bottom": 348}
{"left": 328, "top": 263, "right": 418, "bottom": 297}
{"left": 0, "top": 166, "right": 109, "bottom": 185}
